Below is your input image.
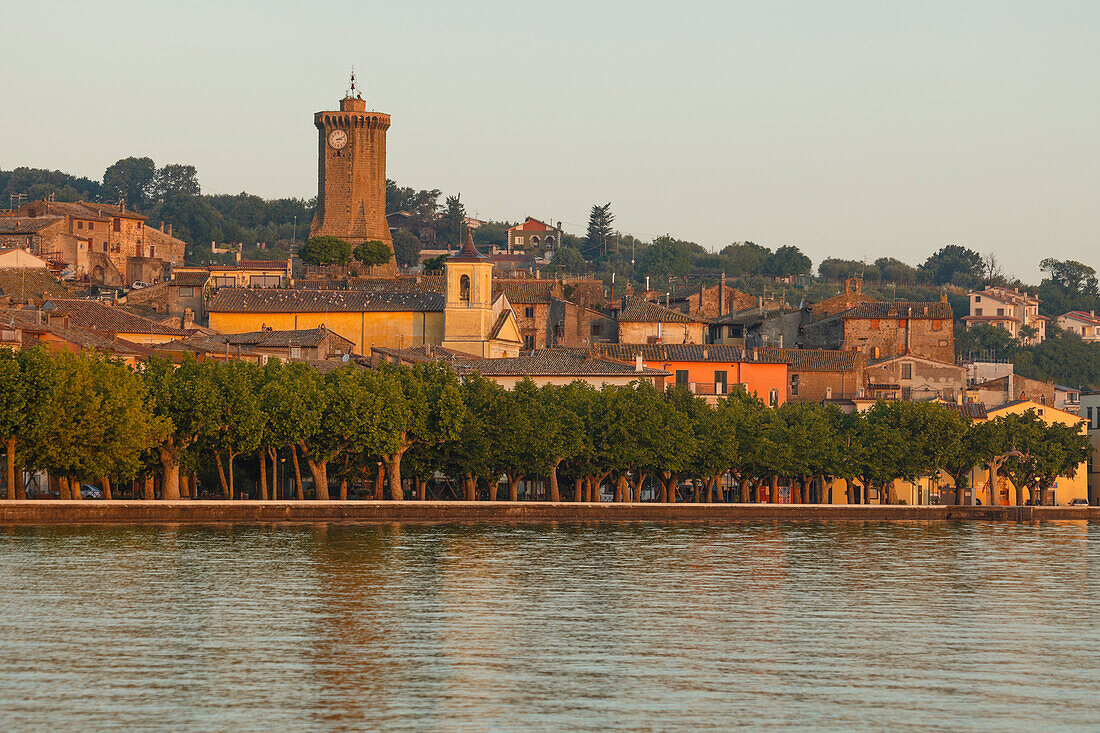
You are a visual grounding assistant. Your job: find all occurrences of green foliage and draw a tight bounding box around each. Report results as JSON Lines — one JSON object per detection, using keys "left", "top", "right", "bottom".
{"left": 636, "top": 236, "right": 691, "bottom": 282}
{"left": 353, "top": 240, "right": 393, "bottom": 267}
{"left": 102, "top": 157, "right": 156, "bottom": 209}
{"left": 765, "top": 245, "right": 812, "bottom": 277}
{"left": 919, "top": 245, "right": 983, "bottom": 288}
{"left": 299, "top": 236, "right": 353, "bottom": 266}
{"left": 551, "top": 246, "right": 588, "bottom": 272}
{"left": 151, "top": 164, "right": 200, "bottom": 203}
{"left": 392, "top": 229, "right": 422, "bottom": 268}
{"left": 0, "top": 167, "right": 103, "bottom": 204}
{"left": 439, "top": 194, "right": 466, "bottom": 248}
{"left": 586, "top": 202, "right": 614, "bottom": 253}
{"left": 472, "top": 221, "right": 509, "bottom": 248}
{"left": 422, "top": 254, "right": 447, "bottom": 274}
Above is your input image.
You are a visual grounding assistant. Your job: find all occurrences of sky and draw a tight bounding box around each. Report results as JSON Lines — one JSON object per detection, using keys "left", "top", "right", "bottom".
{"left": 2, "top": 1, "right": 1097, "bottom": 282}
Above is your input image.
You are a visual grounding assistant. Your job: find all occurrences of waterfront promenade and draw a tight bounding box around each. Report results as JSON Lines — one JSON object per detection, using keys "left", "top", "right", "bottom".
{"left": 1, "top": 500, "right": 1098, "bottom": 524}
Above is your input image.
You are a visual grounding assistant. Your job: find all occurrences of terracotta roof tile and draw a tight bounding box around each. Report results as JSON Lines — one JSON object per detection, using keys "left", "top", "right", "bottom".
{"left": 0, "top": 268, "right": 69, "bottom": 302}
{"left": 0, "top": 216, "right": 65, "bottom": 234}
{"left": 224, "top": 326, "right": 353, "bottom": 349}
{"left": 618, "top": 296, "right": 701, "bottom": 324}
{"left": 756, "top": 347, "right": 860, "bottom": 372}
{"left": 840, "top": 301, "right": 953, "bottom": 320}
{"left": 465, "top": 349, "right": 670, "bottom": 377}
{"left": 171, "top": 271, "right": 210, "bottom": 287}
{"left": 207, "top": 287, "right": 444, "bottom": 313}
{"left": 493, "top": 280, "right": 560, "bottom": 304}
{"left": 596, "top": 343, "right": 786, "bottom": 364}
{"left": 41, "top": 298, "right": 187, "bottom": 336}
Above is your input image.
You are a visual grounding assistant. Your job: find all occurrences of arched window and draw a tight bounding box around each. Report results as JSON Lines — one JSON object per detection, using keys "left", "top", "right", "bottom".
{"left": 544, "top": 235, "right": 554, "bottom": 248}
{"left": 530, "top": 235, "right": 540, "bottom": 246}
{"left": 460, "top": 274, "right": 470, "bottom": 303}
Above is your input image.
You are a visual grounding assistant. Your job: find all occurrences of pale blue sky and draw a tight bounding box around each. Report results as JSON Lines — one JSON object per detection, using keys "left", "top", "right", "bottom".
{"left": 2, "top": 1, "right": 1097, "bottom": 281}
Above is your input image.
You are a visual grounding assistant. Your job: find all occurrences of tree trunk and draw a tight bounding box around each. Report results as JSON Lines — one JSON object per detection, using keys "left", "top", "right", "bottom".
{"left": 143, "top": 475, "right": 155, "bottom": 500}
{"left": 693, "top": 479, "right": 701, "bottom": 502}
{"left": 464, "top": 473, "right": 476, "bottom": 501}
{"left": 215, "top": 452, "right": 229, "bottom": 498}
{"left": 307, "top": 458, "right": 328, "bottom": 500}
{"left": 100, "top": 475, "right": 112, "bottom": 501}
{"left": 416, "top": 476, "right": 426, "bottom": 501}
{"left": 4, "top": 437, "right": 15, "bottom": 500}
{"left": 158, "top": 445, "right": 182, "bottom": 500}
{"left": 386, "top": 447, "right": 407, "bottom": 501}
{"left": 59, "top": 475, "right": 71, "bottom": 500}
{"left": 507, "top": 474, "right": 522, "bottom": 502}
{"left": 549, "top": 462, "right": 561, "bottom": 502}
{"left": 228, "top": 453, "right": 238, "bottom": 499}
{"left": 190, "top": 473, "right": 198, "bottom": 500}
{"left": 987, "top": 464, "right": 999, "bottom": 507}
{"left": 259, "top": 450, "right": 268, "bottom": 501}
{"left": 290, "top": 444, "right": 304, "bottom": 500}
{"left": 769, "top": 476, "right": 779, "bottom": 503}
{"left": 630, "top": 472, "right": 646, "bottom": 503}
{"left": 339, "top": 478, "right": 347, "bottom": 500}
{"left": 615, "top": 474, "right": 628, "bottom": 502}
{"left": 573, "top": 477, "right": 583, "bottom": 502}
{"left": 739, "top": 479, "right": 750, "bottom": 503}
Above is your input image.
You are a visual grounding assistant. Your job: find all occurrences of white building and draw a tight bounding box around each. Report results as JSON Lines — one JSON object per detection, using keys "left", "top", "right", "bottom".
{"left": 1056, "top": 311, "right": 1100, "bottom": 341}
{"left": 962, "top": 286, "right": 1047, "bottom": 344}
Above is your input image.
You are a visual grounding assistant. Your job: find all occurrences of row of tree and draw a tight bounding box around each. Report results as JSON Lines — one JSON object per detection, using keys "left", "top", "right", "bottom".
{"left": 0, "top": 348, "right": 1088, "bottom": 505}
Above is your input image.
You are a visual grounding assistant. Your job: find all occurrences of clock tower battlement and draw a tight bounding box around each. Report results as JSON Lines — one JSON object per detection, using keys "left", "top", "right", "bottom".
{"left": 309, "top": 72, "right": 396, "bottom": 276}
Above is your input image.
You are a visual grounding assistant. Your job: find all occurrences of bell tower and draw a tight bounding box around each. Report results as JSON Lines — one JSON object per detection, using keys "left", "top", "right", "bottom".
{"left": 309, "top": 71, "right": 396, "bottom": 276}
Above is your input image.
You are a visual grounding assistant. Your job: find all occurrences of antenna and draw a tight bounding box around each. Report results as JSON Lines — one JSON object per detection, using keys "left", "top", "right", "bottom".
{"left": 346, "top": 66, "right": 362, "bottom": 100}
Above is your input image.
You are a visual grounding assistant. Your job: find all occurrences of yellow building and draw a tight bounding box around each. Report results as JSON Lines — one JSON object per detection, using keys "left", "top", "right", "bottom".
{"left": 207, "top": 236, "right": 521, "bottom": 356}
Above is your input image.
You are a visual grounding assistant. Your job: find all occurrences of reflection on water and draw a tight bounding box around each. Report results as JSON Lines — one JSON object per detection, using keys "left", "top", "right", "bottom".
{"left": 2, "top": 522, "right": 1100, "bottom": 731}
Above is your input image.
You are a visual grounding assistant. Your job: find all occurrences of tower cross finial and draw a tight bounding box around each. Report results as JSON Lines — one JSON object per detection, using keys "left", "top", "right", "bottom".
{"left": 347, "top": 66, "right": 362, "bottom": 100}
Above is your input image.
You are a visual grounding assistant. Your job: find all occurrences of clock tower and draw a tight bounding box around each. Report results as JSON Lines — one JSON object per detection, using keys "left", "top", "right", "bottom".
{"left": 309, "top": 72, "right": 396, "bottom": 276}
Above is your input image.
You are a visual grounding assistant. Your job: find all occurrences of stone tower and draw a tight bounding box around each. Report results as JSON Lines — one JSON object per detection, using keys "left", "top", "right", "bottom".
{"left": 309, "top": 73, "right": 396, "bottom": 276}
{"left": 441, "top": 233, "right": 498, "bottom": 355}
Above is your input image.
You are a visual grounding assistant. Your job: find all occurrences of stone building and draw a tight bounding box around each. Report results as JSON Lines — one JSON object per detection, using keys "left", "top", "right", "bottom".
{"left": 615, "top": 296, "right": 706, "bottom": 345}
{"left": 863, "top": 354, "right": 966, "bottom": 402}
{"left": 757, "top": 347, "right": 864, "bottom": 404}
{"left": 668, "top": 278, "right": 756, "bottom": 320}
{"left": 2, "top": 200, "right": 185, "bottom": 286}
{"left": 810, "top": 278, "right": 878, "bottom": 318}
{"left": 548, "top": 297, "right": 618, "bottom": 348}
{"left": 803, "top": 299, "right": 954, "bottom": 363}
{"left": 492, "top": 279, "right": 562, "bottom": 350}
{"left": 39, "top": 298, "right": 187, "bottom": 345}
{"left": 221, "top": 326, "right": 355, "bottom": 361}
{"left": 969, "top": 374, "right": 1056, "bottom": 409}
{"left": 309, "top": 76, "right": 397, "bottom": 276}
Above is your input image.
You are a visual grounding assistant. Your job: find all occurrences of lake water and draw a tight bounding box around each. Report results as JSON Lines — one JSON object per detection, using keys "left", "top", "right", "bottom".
{"left": 2, "top": 521, "right": 1100, "bottom": 731}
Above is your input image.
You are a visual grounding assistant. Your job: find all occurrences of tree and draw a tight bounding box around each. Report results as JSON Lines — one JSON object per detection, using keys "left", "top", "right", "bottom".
{"left": 352, "top": 240, "right": 393, "bottom": 267}
{"left": 536, "top": 384, "right": 587, "bottom": 501}
{"left": 422, "top": 254, "right": 447, "bottom": 274}
{"left": 102, "top": 157, "right": 156, "bottom": 209}
{"left": 551, "top": 246, "right": 587, "bottom": 273}
{"left": 636, "top": 236, "right": 691, "bottom": 281}
{"left": 585, "top": 203, "right": 614, "bottom": 256}
{"left": 919, "top": 245, "right": 983, "bottom": 287}
{"left": 439, "top": 194, "right": 466, "bottom": 247}
{"left": 819, "top": 258, "right": 872, "bottom": 282}
{"left": 765, "top": 245, "right": 812, "bottom": 277}
{"left": 1039, "top": 258, "right": 1098, "bottom": 296}
{"left": 152, "top": 164, "right": 201, "bottom": 203}
{"left": 392, "top": 229, "right": 422, "bottom": 268}
{"left": 0, "top": 348, "right": 52, "bottom": 499}
{"left": 719, "top": 242, "right": 772, "bottom": 276}
{"left": 206, "top": 361, "right": 265, "bottom": 499}
{"left": 874, "top": 257, "right": 917, "bottom": 284}
{"left": 298, "top": 235, "right": 352, "bottom": 266}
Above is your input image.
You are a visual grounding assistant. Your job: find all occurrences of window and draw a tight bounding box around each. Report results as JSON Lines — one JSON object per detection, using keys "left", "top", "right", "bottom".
{"left": 901, "top": 387, "right": 912, "bottom": 400}
{"left": 932, "top": 319, "right": 943, "bottom": 331}
{"left": 1088, "top": 406, "right": 1094, "bottom": 427}
{"left": 790, "top": 373, "right": 799, "bottom": 396}
{"left": 459, "top": 274, "right": 470, "bottom": 302}
{"left": 975, "top": 296, "right": 982, "bottom": 302}
{"left": 769, "top": 389, "right": 779, "bottom": 407}
{"left": 714, "top": 370, "right": 727, "bottom": 392}
{"left": 88, "top": 222, "right": 94, "bottom": 231}
{"left": 728, "top": 325, "right": 742, "bottom": 338}
{"left": 137, "top": 221, "right": 142, "bottom": 229}
{"left": 77, "top": 221, "right": 83, "bottom": 230}
{"left": 524, "top": 307, "right": 534, "bottom": 318}
{"left": 825, "top": 386, "right": 833, "bottom": 400}
{"left": 676, "top": 370, "right": 689, "bottom": 387}
{"left": 901, "top": 363, "right": 912, "bottom": 380}
{"left": 870, "top": 319, "right": 880, "bottom": 330}
{"left": 523, "top": 334, "right": 535, "bottom": 351}
{"left": 997, "top": 308, "right": 1005, "bottom": 316}
{"left": 975, "top": 308, "right": 983, "bottom": 316}
{"left": 177, "top": 286, "right": 195, "bottom": 298}
{"left": 290, "top": 347, "right": 302, "bottom": 359}
{"left": 113, "top": 217, "right": 120, "bottom": 232}
{"left": 249, "top": 275, "right": 281, "bottom": 288}
{"left": 591, "top": 323, "right": 602, "bottom": 338}
{"left": 214, "top": 276, "right": 236, "bottom": 288}
{"left": 149, "top": 246, "right": 155, "bottom": 258}
{"left": 515, "top": 236, "right": 524, "bottom": 245}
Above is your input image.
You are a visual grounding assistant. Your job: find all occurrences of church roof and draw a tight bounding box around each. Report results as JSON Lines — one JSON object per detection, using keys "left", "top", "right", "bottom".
{"left": 207, "top": 287, "right": 444, "bottom": 313}
{"left": 448, "top": 232, "right": 488, "bottom": 262}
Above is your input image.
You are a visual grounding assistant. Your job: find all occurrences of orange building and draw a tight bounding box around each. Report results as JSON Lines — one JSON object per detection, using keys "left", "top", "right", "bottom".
{"left": 596, "top": 343, "right": 788, "bottom": 406}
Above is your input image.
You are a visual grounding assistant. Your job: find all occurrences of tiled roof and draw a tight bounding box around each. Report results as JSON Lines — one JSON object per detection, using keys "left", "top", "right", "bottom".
{"left": 449, "top": 232, "right": 488, "bottom": 262}
{"left": 224, "top": 326, "right": 354, "bottom": 349}
{"left": 962, "top": 315, "right": 1017, "bottom": 322}
{"left": 83, "top": 201, "right": 147, "bottom": 221}
{"left": 840, "top": 301, "right": 953, "bottom": 320}
{"left": 618, "top": 296, "right": 701, "bottom": 324}
{"left": 0, "top": 268, "right": 69, "bottom": 302}
{"left": 596, "top": 343, "right": 786, "bottom": 364}
{"left": 1060, "top": 311, "right": 1100, "bottom": 326}
{"left": 20, "top": 201, "right": 109, "bottom": 222}
{"left": 1, "top": 308, "right": 159, "bottom": 357}
{"left": 488, "top": 311, "right": 518, "bottom": 341}
{"left": 463, "top": 349, "right": 670, "bottom": 377}
{"left": 756, "top": 347, "right": 860, "bottom": 372}
{"left": 41, "top": 298, "right": 187, "bottom": 336}
{"left": 946, "top": 402, "right": 989, "bottom": 420}
{"left": 0, "top": 216, "right": 64, "bottom": 234}
{"left": 207, "top": 287, "right": 444, "bottom": 313}
{"left": 371, "top": 344, "right": 483, "bottom": 364}
{"left": 172, "top": 271, "right": 210, "bottom": 287}
{"left": 346, "top": 275, "right": 446, "bottom": 293}
{"left": 493, "top": 280, "right": 559, "bottom": 304}
{"left": 508, "top": 217, "right": 555, "bottom": 232}
{"left": 237, "top": 259, "right": 290, "bottom": 271}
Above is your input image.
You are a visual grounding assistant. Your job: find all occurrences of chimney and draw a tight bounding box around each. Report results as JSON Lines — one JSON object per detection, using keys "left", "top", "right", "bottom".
{"left": 235, "top": 250, "right": 241, "bottom": 264}
{"left": 635, "top": 352, "right": 643, "bottom": 372}
{"left": 166, "top": 223, "right": 172, "bottom": 237}
{"left": 720, "top": 272, "right": 727, "bottom": 316}
{"left": 183, "top": 308, "right": 194, "bottom": 328}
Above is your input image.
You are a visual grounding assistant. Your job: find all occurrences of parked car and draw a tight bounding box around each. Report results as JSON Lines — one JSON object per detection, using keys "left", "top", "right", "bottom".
{"left": 80, "top": 484, "right": 104, "bottom": 500}
{"left": 1069, "top": 498, "right": 1089, "bottom": 507}
{"left": 130, "top": 281, "right": 152, "bottom": 290}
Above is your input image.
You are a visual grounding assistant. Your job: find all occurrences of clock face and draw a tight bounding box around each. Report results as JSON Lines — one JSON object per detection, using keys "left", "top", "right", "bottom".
{"left": 328, "top": 129, "right": 348, "bottom": 150}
